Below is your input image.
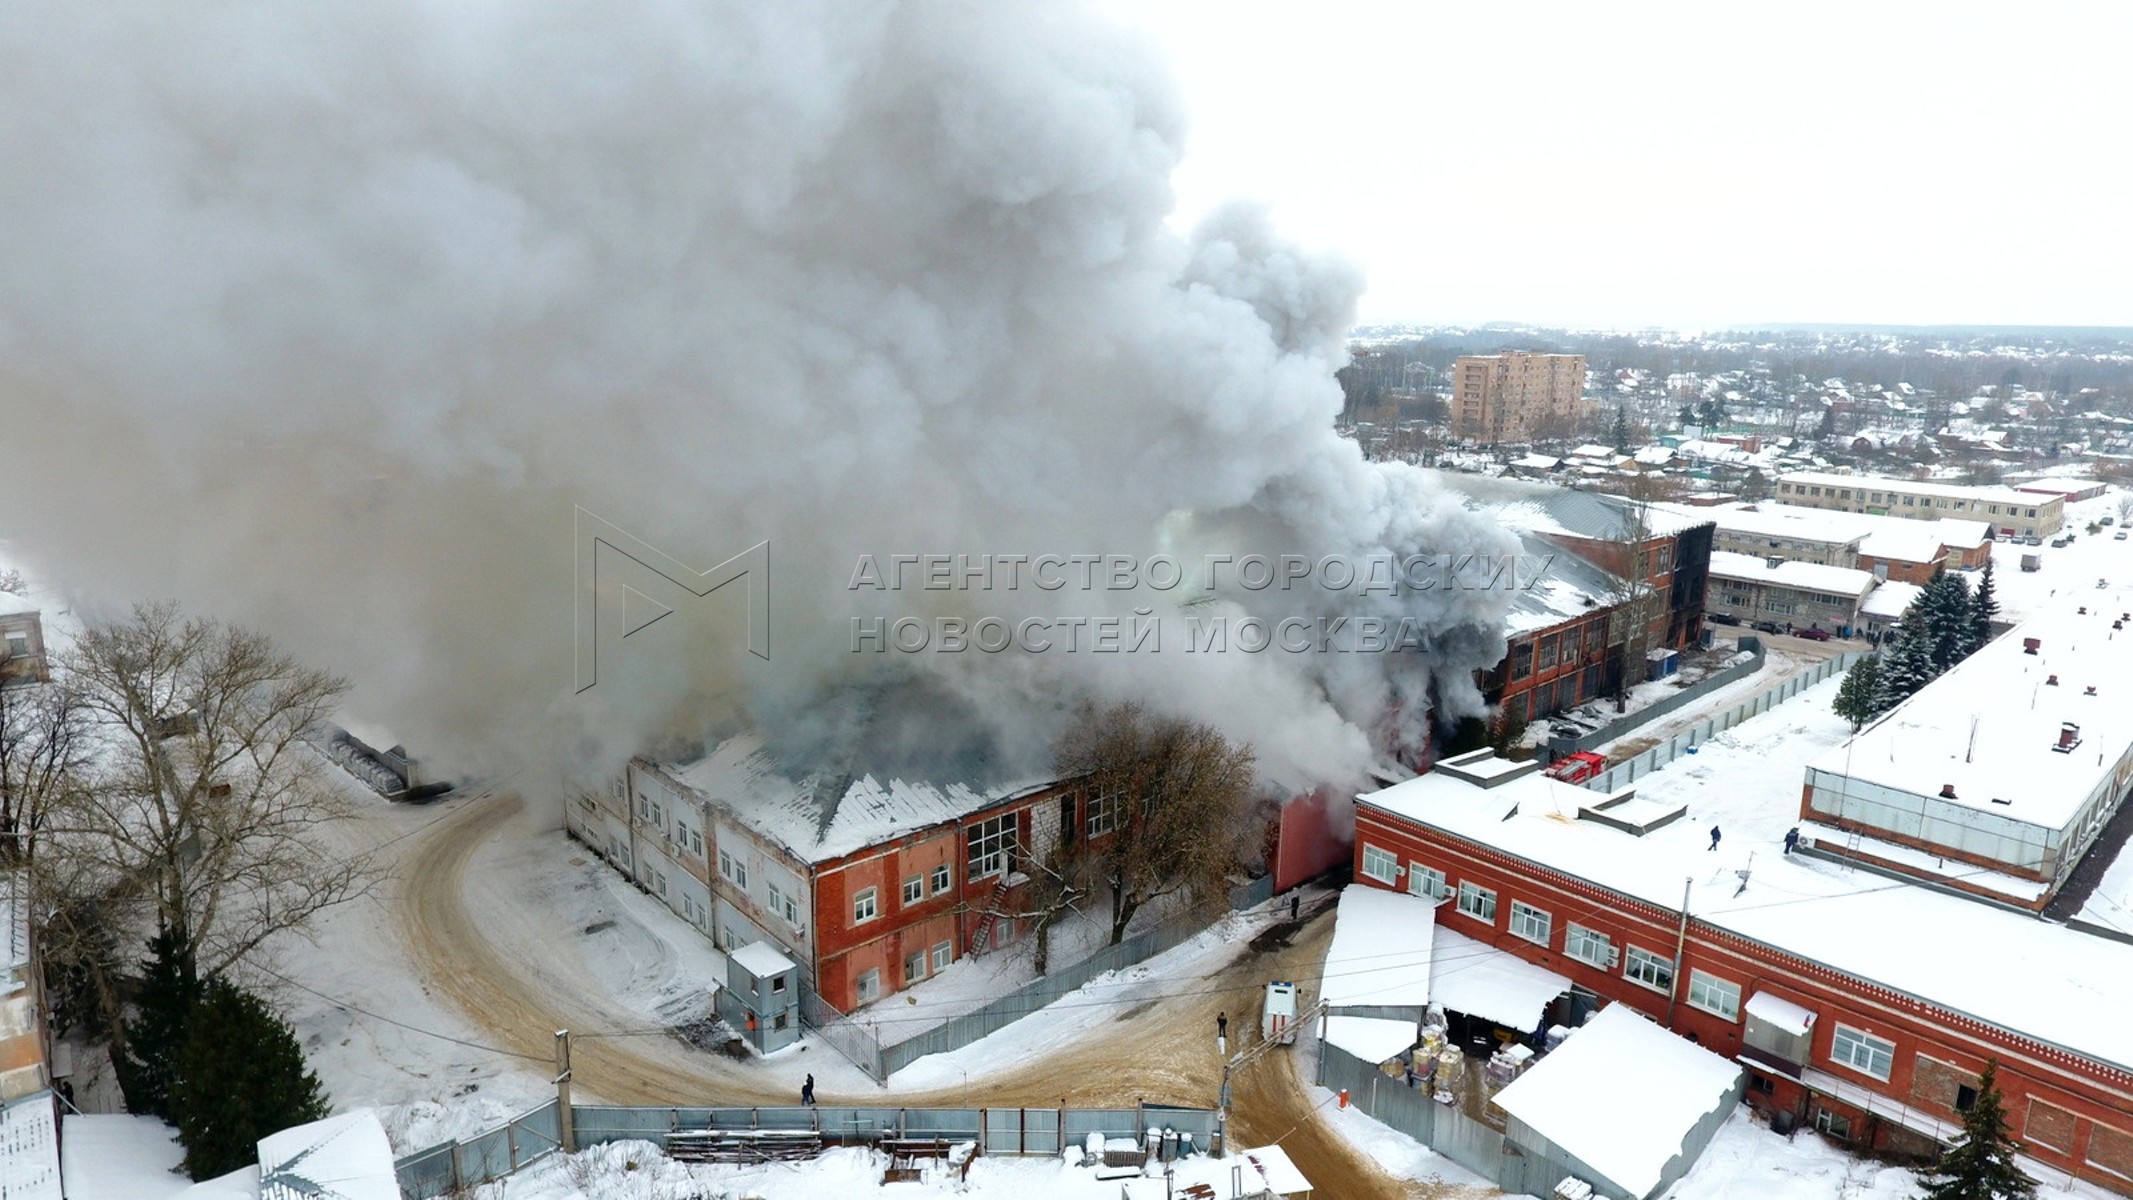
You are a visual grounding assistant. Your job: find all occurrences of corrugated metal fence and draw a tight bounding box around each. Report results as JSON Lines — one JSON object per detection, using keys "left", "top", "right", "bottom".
{"left": 393, "top": 1102, "right": 1216, "bottom": 1197}
{"left": 808, "top": 876, "right": 1279, "bottom": 1083}
{"left": 1584, "top": 650, "right": 1869, "bottom": 793}
{"left": 1319, "top": 1044, "right": 1505, "bottom": 1183}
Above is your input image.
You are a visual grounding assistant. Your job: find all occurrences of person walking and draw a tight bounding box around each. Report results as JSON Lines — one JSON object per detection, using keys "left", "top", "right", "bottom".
{"left": 1216, "top": 1011, "right": 1228, "bottom": 1055}
{"left": 801, "top": 1074, "right": 815, "bottom": 1106}
{"left": 1783, "top": 827, "right": 1800, "bottom": 855}
{"left": 1708, "top": 825, "right": 1722, "bottom": 852}
{"left": 1288, "top": 893, "right": 1301, "bottom": 921}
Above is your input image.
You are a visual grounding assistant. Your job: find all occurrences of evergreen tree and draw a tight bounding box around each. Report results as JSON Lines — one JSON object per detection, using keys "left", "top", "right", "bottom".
{"left": 1917, "top": 1061, "right": 2038, "bottom": 1200}
{"left": 1872, "top": 605, "right": 1937, "bottom": 714}
{"left": 170, "top": 978, "right": 330, "bottom": 1181}
{"left": 1833, "top": 654, "right": 1881, "bottom": 731}
{"left": 1922, "top": 570, "right": 1973, "bottom": 673}
{"left": 1969, "top": 558, "right": 2000, "bottom": 652}
{"left": 118, "top": 929, "right": 201, "bottom": 1119}
{"left": 1611, "top": 407, "right": 1630, "bottom": 453}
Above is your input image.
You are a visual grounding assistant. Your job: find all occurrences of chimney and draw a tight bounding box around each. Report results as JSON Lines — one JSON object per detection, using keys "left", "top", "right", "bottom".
{"left": 2086, "top": 685, "right": 2099, "bottom": 696}
{"left": 2057, "top": 722, "right": 2081, "bottom": 752}
{"left": 1939, "top": 783, "right": 1958, "bottom": 799}
{"left": 2023, "top": 637, "right": 2041, "bottom": 655}
{"left": 2047, "top": 675, "right": 2059, "bottom": 686}
{"left": 2080, "top": 606, "right": 2088, "bottom": 616}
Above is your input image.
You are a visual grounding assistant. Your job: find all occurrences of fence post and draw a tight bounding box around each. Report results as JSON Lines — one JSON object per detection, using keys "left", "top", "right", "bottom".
{"left": 555, "top": 1030, "right": 576, "bottom": 1154}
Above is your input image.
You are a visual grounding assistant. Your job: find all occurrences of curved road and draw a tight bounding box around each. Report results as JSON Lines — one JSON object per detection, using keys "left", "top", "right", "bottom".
{"left": 396, "top": 792, "right": 1491, "bottom": 1198}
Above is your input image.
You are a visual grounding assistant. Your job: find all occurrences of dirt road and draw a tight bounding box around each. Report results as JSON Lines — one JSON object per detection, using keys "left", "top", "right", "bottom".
{"left": 395, "top": 792, "right": 1486, "bottom": 1198}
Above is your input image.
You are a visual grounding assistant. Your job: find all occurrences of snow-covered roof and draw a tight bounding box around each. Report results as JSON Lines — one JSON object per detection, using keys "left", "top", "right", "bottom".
{"left": 2011, "top": 478, "right": 2103, "bottom": 497}
{"left": 1859, "top": 581, "right": 1923, "bottom": 620}
{"left": 1239, "top": 1145, "right": 1312, "bottom": 1196}
{"left": 1504, "top": 531, "right": 1620, "bottom": 637}
{"left": 1808, "top": 598, "right": 2133, "bottom": 833}
{"left": 1357, "top": 751, "right": 2133, "bottom": 1076}
{"left": 1673, "top": 503, "right": 1872, "bottom": 546}
{"left": 1633, "top": 446, "right": 1675, "bottom": 465}
{"left": 1323, "top": 1016, "right": 1419, "bottom": 1063}
{"left": 1744, "top": 990, "right": 1815, "bottom": 1038}
{"left": 1427, "top": 470, "right": 1713, "bottom": 541}
{"left": 0, "top": 593, "right": 35, "bottom": 619}
{"left": 668, "top": 732, "right": 1052, "bottom": 865}
{"left": 257, "top": 1110, "right": 396, "bottom": 1200}
{"left": 59, "top": 1116, "right": 181, "bottom": 1200}
{"left": 1512, "top": 452, "right": 1561, "bottom": 470}
{"left": 1706, "top": 551, "right": 1875, "bottom": 598}
{"left": 1856, "top": 525, "right": 1946, "bottom": 564}
{"left": 730, "top": 941, "right": 796, "bottom": 979}
{"left": 1493, "top": 1004, "right": 1739, "bottom": 1199}
{"left": 1321, "top": 885, "right": 1433, "bottom": 1010}
{"left": 1430, "top": 923, "right": 1571, "bottom": 1030}
{"left": 1569, "top": 444, "right": 1616, "bottom": 459}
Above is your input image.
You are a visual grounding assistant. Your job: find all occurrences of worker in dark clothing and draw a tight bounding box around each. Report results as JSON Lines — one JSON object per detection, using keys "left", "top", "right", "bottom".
{"left": 801, "top": 1074, "right": 815, "bottom": 1106}
{"left": 1289, "top": 893, "right": 1301, "bottom": 921}
{"left": 1709, "top": 825, "right": 1722, "bottom": 851}
{"left": 1216, "top": 1012, "right": 1228, "bottom": 1040}
{"left": 1784, "top": 827, "right": 1800, "bottom": 854}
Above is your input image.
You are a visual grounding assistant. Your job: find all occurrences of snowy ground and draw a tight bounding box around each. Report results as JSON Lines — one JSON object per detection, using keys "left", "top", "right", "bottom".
{"left": 1984, "top": 488, "right": 2133, "bottom": 623}
{"left": 1291, "top": 1031, "right": 1510, "bottom": 1198}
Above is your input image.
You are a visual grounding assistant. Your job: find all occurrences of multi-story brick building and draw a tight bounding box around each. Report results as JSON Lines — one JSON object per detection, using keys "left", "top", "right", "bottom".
{"left": 1776, "top": 472, "right": 2064, "bottom": 539}
{"left": 1353, "top": 738, "right": 2133, "bottom": 1194}
{"left": 1450, "top": 352, "right": 1588, "bottom": 444}
{"left": 568, "top": 734, "right": 1088, "bottom": 1013}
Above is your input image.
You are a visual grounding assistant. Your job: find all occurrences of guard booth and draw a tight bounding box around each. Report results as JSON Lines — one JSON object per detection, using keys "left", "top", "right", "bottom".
{"left": 725, "top": 942, "right": 800, "bottom": 1053}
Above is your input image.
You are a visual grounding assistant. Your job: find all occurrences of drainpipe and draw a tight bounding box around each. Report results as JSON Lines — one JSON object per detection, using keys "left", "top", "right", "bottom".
{"left": 1666, "top": 875, "right": 1692, "bottom": 1030}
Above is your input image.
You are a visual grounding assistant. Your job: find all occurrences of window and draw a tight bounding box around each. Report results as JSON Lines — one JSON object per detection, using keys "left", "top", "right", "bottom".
{"left": 767, "top": 882, "right": 800, "bottom": 926}
{"left": 853, "top": 887, "right": 878, "bottom": 924}
{"left": 1830, "top": 1024, "right": 1895, "bottom": 1080}
{"left": 1536, "top": 634, "right": 1558, "bottom": 671}
{"left": 1687, "top": 971, "right": 1741, "bottom": 1020}
{"left": 903, "top": 876, "right": 924, "bottom": 905}
{"left": 579, "top": 794, "right": 596, "bottom": 814}
{"left": 904, "top": 950, "right": 927, "bottom": 984}
{"left": 931, "top": 864, "right": 952, "bottom": 894}
{"left": 1509, "top": 901, "right": 1551, "bottom": 944}
{"left": 967, "top": 813, "right": 1018, "bottom": 879}
{"left": 1085, "top": 788, "right": 1123, "bottom": 837}
{"left": 772, "top": 974, "right": 787, "bottom": 993}
{"left": 611, "top": 777, "right": 626, "bottom": 802}
{"left": 718, "top": 850, "right": 749, "bottom": 891}
{"left": 1956, "top": 1084, "right": 1979, "bottom": 1113}
{"left": 1408, "top": 865, "right": 1447, "bottom": 900}
{"left": 1456, "top": 881, "right": 1496, "bottom": 923}
{"left": 1624, "top": 946, "right": 1674, "bottom": 993}
{"left": 1510, "top": 642, "right": 1533, "bottom": 680}
{"left": 1814, "top": 1108, "right": 1852, "bottom": 1140}
{"left": 1361, "top": 844, "right": 1399, "bottom": 885}
{"left": 931, "top": 941, "right": 953, "bottom": 972}
{"left": 1565, "top": 923, "right": 1614, "bottom": 968}
{"left": 651, "top": 870, "right": 667, "bottom": 896}
{"left": 856, "top": 969, "right": 881, "bottom": 1004}
{"left": 680, "top": 893, "right": 706, "bottom": 926}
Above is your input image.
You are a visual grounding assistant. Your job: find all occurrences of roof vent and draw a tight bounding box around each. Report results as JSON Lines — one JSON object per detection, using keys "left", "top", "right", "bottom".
{"left": 1939, "top": 784, "right": 1958, "bottom": 799}
{"left": 1766, "top": 555, "right": 1783, "bottom": 569}
{"left": 2023, "top": 638, "right": 2041, "bottom": 655}
{"left": 2055, "top": 722, "right": 2082, "bottom": 753}
{"left": 2047, "top": 675, "right": 2059, "bottom": 686}
{"left": 2086, "top": 685, "right": 2099, "bottom": 696}
{"left": 2080, "top": 606, "right": 2089, "bottom": 616}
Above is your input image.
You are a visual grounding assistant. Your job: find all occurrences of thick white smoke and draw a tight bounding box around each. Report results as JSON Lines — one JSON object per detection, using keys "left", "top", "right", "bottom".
{"left": 0, "top": 1, "right": 1518, "bottom": 794}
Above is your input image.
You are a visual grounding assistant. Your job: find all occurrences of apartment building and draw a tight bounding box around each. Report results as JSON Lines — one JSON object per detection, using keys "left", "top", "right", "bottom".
{"left": 1355, "top": 752, "right": 2133, "bottom": 1193}
{"left": 1450, "top": 352, "right": 1588, "bottom": 444}
{"left": 1776, "top": 472, "right": 2064, "bottom": 538}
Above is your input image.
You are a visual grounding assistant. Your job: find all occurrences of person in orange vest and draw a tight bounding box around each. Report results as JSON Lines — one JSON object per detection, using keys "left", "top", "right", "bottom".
{"left": 746, "top": 1012, "right": 758, "bottom": 1036}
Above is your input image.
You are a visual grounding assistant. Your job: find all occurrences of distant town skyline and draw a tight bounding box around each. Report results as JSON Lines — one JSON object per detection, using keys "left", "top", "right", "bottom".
{"left": 1101, "top": 1, "right": 2133, "bottom": 331}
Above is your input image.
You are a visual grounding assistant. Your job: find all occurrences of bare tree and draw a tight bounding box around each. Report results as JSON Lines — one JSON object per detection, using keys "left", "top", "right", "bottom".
{"left": 1600, "top": 499, "right": 1665, "bottom": 713}
{"left": 38, "top": 603, "right": 374, "bottom": 1064}
{"left": 1054, "top": 702, "right": 1257, "bottom": 945}
{"left": 0, "top": 681, "right": 91, "bottom": 864}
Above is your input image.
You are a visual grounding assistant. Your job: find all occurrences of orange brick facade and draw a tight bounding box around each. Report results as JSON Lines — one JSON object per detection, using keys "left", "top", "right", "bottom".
{"left": 1356, "top": 801, "right": 2133, "bottom": 1193}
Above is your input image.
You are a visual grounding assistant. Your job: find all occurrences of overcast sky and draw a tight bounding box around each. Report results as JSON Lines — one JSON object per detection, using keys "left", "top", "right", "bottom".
{"left": 1098, "top": 1, "right": 2133, "bottom": 330}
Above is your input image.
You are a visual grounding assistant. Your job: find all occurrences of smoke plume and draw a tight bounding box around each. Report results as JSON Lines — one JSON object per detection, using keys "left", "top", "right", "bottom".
{"left": 0, "top": 1, "right": 1517, "bottom": 793}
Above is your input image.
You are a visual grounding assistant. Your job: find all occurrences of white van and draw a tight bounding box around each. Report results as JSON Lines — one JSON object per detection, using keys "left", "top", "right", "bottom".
{"left": 1261, "top": 981, "right": 1299, "bottom": 1044}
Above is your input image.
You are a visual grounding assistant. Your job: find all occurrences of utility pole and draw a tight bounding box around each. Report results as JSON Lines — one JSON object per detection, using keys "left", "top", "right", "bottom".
{"left": 1665, "top": 877, "right": 1691, "bottom": 1030}
{"left": 555, "top": 1029, "right": 575, "bottom": 1154}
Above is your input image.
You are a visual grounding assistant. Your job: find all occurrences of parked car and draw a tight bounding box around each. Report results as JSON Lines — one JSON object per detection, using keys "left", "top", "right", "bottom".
{"left": 1707, "top": 613, "right": 1742, "bottom": 626}
{"left": 1752, "top": 620, "right": 1785, "bottom": 634}
{"left": 2105, "top": 516, "right": 2116, "bottom": 526}
{"left": 2117, "top": 531, "right": 2128, "bottom": 541}
{"left": 2024, "top": 534, "right": 2044, "bottom": 546}
{"left": 1796, "top": 627, "right": 1833, "bottom": 641}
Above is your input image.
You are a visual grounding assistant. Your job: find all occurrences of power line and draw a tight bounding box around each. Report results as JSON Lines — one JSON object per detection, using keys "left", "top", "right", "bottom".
{"left": 251, "top": 962, "right": 549, "bottom": 1063}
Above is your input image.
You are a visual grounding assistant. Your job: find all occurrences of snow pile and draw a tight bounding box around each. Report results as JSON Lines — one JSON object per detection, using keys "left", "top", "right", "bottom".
{"left": 58, "top": 1115, "right": 186, "bottom": 1200}
{"left": 257, "top": 1109, "right": 397, "bottom": 1200}
{"left": 1492, "top": 1004, "right": 1739, "bottom": 1198}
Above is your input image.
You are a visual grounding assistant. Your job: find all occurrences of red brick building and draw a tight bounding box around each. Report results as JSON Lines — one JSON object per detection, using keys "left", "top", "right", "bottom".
{"left": 1354, "top": 751, "right": 2133, "bottom": 1192}
{"left": 570, "top": 734, "right": 1101, "bottom": 1013}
